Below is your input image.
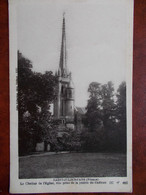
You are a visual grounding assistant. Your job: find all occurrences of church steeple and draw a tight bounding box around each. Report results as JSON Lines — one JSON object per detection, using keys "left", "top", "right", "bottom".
{"left": 59, "top": 13, "right": 68, "bottom": 77}
{"left": 54, "top": 14, "right": 74, "bottom": 123}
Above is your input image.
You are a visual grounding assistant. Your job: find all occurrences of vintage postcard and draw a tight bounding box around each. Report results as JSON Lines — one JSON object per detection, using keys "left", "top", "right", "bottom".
{"left": 9, "top": 0, "right": 133, "bottom": 193}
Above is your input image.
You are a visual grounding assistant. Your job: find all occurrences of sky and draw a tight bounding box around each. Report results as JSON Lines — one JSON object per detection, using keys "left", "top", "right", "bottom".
{"left": 17, "top": 0, "right": 131, "bottom": 107}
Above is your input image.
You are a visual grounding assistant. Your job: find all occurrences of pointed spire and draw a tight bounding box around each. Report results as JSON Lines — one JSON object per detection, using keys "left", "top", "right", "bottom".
{"left": 59, "top": 13, "right": 67, "bottom": 77}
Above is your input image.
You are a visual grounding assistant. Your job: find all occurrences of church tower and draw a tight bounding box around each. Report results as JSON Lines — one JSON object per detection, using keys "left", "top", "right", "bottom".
{"left": 54, "top": 14, "right": 75, "bottom": 126}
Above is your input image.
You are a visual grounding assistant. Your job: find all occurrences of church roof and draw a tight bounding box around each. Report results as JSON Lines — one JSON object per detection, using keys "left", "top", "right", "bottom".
{"left": 75, "top": 107, "right": 86, "bottom": 115}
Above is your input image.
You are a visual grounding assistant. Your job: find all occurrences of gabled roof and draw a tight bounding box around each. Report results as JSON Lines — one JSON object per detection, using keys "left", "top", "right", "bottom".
{"left": 75, "top": 107, "right": 86, "bottom": 115}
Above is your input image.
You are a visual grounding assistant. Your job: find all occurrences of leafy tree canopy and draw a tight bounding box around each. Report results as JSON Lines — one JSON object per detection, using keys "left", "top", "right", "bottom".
{"left": 18, "top": 51, "right": 57, "bottom": 155}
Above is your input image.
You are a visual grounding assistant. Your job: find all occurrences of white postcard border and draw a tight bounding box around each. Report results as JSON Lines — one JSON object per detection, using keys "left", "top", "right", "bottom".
{"left": 9, "top": 0, "right": 133, "bottom": 193}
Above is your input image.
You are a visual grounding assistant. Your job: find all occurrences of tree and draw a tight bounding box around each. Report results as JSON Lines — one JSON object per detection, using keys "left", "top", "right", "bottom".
{"left": 83, "top": 80, "right": 127, "bottom": 152}
{"left": 85, "top": 81, "right": 116, "bottom": 131}
{"left": 18, "top": 51, "right": 57, "bottom": 155}
{"left": 101, "top": 81, "right": 115, "bottom": 125}
{"left": 116, "top": 81, "right": 126, "bottom": 152}
{"left": 85, "top": 82, "right": 103, "bottom": 131}
{"left": 84, "top": 81, "right": 117, "bottom": 151}
{"left": 100, "top": 81, "right": 116, "bottom": 148}
{"left": 116, "top": 81, "right": 126, "bottom": 124}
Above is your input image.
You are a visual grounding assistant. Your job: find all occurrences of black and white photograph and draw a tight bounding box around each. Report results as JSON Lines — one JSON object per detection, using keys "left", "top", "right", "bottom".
{"left": 9, "top": 0, "right": 133, "bottom": 193}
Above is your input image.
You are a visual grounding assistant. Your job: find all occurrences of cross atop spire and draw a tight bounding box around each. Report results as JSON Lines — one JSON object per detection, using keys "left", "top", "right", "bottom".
{"left": 59, "top": 13, "right": 68, "bottom": 77}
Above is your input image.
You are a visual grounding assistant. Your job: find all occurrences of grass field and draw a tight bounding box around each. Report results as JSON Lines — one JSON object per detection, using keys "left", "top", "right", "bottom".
{"left": 19, "top": 152, "right": 126, "bottom": 178}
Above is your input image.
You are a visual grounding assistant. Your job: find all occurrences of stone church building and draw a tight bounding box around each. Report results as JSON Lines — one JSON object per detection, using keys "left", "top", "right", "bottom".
{"left": 53, "top": 14, "right": 85, "bottom": 130}
{"left": 36, "top": 15, "right": 85, "bottom": 152}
